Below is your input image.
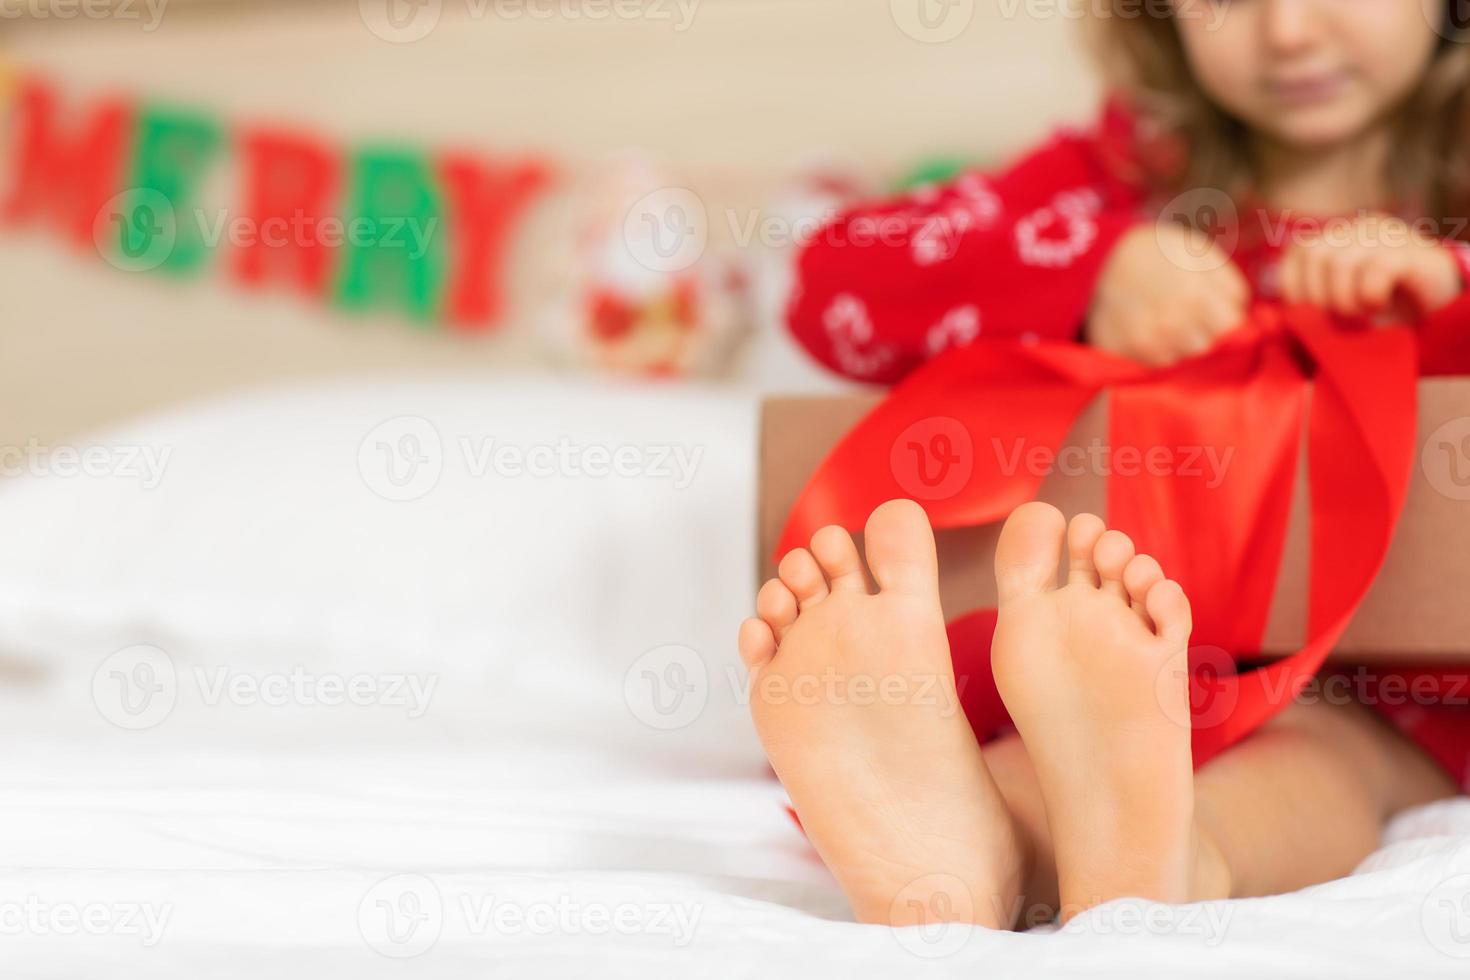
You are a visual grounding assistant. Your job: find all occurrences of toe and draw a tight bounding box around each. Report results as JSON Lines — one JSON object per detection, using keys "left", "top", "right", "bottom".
{"left": 1145, "top": 579, "right": 1193, "bottom": 649}
{"left": 995, "top": 501, "right": 1065, "bottom": 604}
{"left": 738, "top": 617, "right": 777, "bottom": 671}
{"left": 779, "top": 548, "right": 830, "bottom": 610}
{"left": 863, "top": 499, "right": 940, "bottom": 595}
{"left": 811, "top": 525, "right": 868, "bottom": 593}
{"left": 1066, "top": 513, "right": 1106, "bottom": 587}
{"left": 1123, "top": 554, "right": 1165, "bottom": 622}
{"left": 1093, "top": 529, "right": 1136, "bottom": 599}
{"left": 756, "top": 578, "right": 799, "bottom": 639}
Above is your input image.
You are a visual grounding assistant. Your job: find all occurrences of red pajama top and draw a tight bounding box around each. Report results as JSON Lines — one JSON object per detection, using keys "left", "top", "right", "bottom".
{"left": 783, "top": 102, "right": 1470, "bottom": 788}
{"left": 786, "top": 103, "right": 1470, "bottom": 384}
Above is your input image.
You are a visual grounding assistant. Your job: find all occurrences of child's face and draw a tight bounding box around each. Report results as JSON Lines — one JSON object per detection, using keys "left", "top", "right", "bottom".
{"left": 1171, "top": 0, "right": 1442, "bottom": 148}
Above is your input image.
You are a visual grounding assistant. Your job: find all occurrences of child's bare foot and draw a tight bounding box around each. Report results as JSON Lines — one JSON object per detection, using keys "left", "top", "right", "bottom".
{"left": 990, "top": 502, "right": 1229, "bottom": 917}
{"left": 739, "top": 500, "right": 1026, "bottom": 929}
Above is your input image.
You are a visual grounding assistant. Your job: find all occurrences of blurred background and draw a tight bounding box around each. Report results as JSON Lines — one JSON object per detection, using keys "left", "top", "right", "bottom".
{"left": 0, "top": 0, "right": 1097, "bottom": 449}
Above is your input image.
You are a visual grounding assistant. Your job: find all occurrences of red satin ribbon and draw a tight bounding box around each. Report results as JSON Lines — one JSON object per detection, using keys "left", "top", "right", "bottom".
{"left": 776, "top": 304, "right": 1417, "bottom": 765}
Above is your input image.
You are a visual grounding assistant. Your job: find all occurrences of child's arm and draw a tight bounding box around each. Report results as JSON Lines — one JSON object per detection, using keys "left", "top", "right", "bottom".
{"left": 784, "top": 132, "right": 1146, "bottom": 383}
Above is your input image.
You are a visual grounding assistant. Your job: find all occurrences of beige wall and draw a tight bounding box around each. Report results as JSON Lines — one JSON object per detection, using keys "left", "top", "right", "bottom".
{"left": 1, "top": 0, "right": 1096, "bottom": 446}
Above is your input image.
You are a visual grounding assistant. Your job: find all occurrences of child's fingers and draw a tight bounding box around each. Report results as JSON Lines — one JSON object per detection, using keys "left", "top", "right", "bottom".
{"left": 1197, "top": 292, "right": 1245, "bottom": 341}
{"left": 1400, "top": 263, "right": 1442, "bottom": 317}
{"left": 1300, "top": 248, "right": 1331, "bottom": 309}
{"left": 1327, "top": 252, "right": 1363, "bottom": 317}
{"left": 1214, "top": 261, "right": 1251, "bottom": 306}
{"left": 1138, "top": 309, "right": 1192, "bottom": 367}
{"left": 1358, "top": 255, "right": 1397, "bottom": 313}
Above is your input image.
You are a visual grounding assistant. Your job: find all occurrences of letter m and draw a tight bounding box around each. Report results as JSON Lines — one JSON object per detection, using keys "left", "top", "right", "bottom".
{"left": 2, "top": 76, "right": 133, "bottom": 247}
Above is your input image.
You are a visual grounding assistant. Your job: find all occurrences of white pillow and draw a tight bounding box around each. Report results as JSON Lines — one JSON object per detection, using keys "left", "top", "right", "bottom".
{"left": 0, "top": 378, "right": 767, "bottom": 774}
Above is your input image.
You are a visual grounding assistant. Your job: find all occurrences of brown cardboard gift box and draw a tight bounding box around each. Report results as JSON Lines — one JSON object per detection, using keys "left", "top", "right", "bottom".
{"left": 758, "top": 381, "right": 1470, "bottom": 664}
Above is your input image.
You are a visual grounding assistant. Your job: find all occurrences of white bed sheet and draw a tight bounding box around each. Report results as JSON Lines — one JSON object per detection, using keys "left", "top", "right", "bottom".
{"left": 2, "top": 379, "right": 1469, "bottom": 975}
{"left": 2, "top": 735, "right": 1469, "bottom": 979}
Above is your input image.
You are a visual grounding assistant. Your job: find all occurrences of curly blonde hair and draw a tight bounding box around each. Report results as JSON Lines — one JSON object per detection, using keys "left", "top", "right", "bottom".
{"left": 1085, "top": 1, "right": 1470, "bottom": 238}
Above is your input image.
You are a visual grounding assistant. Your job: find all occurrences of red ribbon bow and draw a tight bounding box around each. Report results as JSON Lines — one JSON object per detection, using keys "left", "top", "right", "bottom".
{"left": 776, "top": 304, "right": 1418, "bottom": 765}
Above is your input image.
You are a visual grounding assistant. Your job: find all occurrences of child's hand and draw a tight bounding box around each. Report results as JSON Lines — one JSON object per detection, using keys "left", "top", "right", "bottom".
{"left": 1278, "top": 214, "right": 1465, "bottom": 320}
{"left": 1086, "top": 224, "right": 1249, "bottom": 368}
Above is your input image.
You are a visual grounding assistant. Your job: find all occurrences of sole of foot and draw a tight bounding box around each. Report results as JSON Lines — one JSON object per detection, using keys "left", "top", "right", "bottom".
{"left": 739, "top": 499, "right": 1027, "bottom": 930}
{"left": 990, "top": 502, "right": 1226, "bottom": 916}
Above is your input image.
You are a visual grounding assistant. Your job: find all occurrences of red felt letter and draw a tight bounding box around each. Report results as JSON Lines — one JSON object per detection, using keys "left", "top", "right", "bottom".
{"left": 1, "top": 77, "right": 134, "bottom": 247}
{"left": 437, "top": 155, "right": 549, "bottom": 329}
{"left": 233, "top": 128, "right": 342, "bottom": 297}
